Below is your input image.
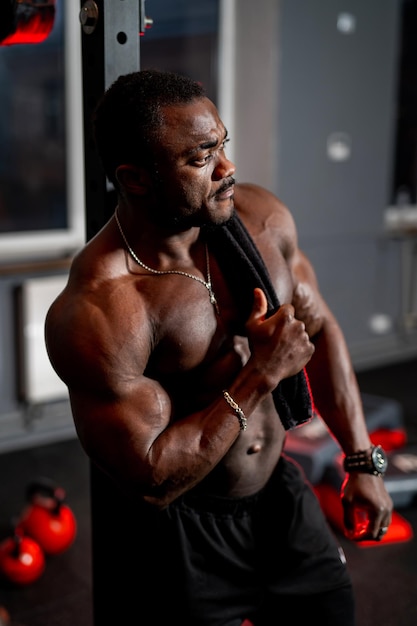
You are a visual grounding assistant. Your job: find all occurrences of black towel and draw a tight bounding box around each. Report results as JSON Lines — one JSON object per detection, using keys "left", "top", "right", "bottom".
{"left": 205, "top": 211, "right": 314, "bottom": 430}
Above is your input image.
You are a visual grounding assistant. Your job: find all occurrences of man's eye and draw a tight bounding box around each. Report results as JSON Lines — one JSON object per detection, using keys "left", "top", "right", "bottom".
{"left": 194, "top": 154, "right": 213, "bottom": 165}
{"left": 193, "top": 139, "right": 230, "bottom": 165}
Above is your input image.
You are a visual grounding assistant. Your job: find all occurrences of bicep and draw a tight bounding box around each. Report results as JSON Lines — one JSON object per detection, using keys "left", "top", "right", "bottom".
{"left": 291, "top": 249, "right": 326, "bottom": 338}
{"left": 70, "top": 373, "right": 173, "bottom": 493}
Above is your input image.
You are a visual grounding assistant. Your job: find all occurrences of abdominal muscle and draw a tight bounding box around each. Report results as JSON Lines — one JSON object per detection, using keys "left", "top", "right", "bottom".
{"left": 192, "top": 395, "right": 287, "bottom": 499}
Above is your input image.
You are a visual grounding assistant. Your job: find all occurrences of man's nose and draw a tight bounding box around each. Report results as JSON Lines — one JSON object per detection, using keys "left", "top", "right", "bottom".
{"left": 213, "top": 153, "right": 236, "bottom": 180}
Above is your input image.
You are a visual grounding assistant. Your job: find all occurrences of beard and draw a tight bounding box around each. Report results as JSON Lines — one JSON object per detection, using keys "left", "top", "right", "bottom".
{"left": 149, "top": 169, "right": 236, "bottom": 231}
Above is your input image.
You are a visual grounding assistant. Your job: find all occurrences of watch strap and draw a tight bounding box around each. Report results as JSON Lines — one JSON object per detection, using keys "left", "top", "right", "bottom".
{"left": 343, "top": 445, "right": 387, "bottom": 476}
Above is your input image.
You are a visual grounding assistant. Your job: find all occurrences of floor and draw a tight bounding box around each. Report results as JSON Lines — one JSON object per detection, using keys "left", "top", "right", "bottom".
{"left": 0, "top": 359, "right": 416, "bottom": 626}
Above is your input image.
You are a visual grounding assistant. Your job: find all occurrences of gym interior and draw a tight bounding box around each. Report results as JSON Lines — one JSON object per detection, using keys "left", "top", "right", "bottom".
{"left": 0, "top": 1, "right": 416, "bottom": 625}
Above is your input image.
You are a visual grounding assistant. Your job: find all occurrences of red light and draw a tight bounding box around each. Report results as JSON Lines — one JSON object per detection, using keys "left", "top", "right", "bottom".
{"left": 370, "top": 428, "right": 407, "bottom": 451}
{"left": 357, "top": 511, "right": 413, "bottom": 548}
{"left": 1, "top": 1, "right": 55, "bottom": 47}
{"left": 314, "top": 483, "right": 414, "bottom": 546}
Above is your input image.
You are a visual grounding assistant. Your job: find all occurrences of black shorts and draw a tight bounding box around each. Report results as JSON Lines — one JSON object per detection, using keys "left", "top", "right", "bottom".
{"left": 91, "top": 456, "right": 355, "bottom": 626}
{"left": 155, "top": 454, "right": 355, "bottom": 626}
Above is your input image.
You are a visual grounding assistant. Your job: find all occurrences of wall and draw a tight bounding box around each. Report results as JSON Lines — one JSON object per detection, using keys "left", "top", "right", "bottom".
{"left": 231, "top": 0, "right": 417, "bottom": 369}
{"left": 0, "top": 262, "right": 73, "bottom": 453}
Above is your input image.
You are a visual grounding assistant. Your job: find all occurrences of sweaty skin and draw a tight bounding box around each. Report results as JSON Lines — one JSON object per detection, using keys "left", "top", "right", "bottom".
{"left": 45, "top": 97, "right": 392, "bottom": 540}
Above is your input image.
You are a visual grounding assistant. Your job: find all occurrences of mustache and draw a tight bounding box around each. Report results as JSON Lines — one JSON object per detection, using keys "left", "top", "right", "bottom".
{"left": 214, "top": 177, "right": 236, "bottom": 197}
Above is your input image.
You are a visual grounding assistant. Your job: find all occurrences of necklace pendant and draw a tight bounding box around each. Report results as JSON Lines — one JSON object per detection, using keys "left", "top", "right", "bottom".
{"left": 208, "top": 283, "right": 220, "bottom": 315}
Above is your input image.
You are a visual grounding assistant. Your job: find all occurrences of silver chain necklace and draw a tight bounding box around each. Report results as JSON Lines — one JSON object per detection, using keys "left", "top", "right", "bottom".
{"left": 114, "top": 208, "right": 219, "bottom": 314}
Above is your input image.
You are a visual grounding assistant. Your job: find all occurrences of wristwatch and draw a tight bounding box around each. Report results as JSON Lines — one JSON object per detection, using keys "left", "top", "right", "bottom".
{"left": 343, "top": 445, "right": 388, "bottom": 477}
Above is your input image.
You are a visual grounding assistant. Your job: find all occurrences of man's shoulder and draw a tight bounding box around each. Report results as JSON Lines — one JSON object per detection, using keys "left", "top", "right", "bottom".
{"left": 234, "top": 181, "right": 273, "bottom": 201}
{"left": 234, "top": 183, "right": 292, "bottom": 229}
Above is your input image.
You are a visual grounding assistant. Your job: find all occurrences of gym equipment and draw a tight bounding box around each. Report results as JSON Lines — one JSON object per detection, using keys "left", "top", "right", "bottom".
{"left": 284, "top": 393, "right": 405, "bottom": 484}
{"left": 0, "top": 0, "right": 56, "bottom": 46}
{"left": 384, "top": 445, "right": 417, "bottom": 507}
{"left": 17, "top": 478, "right": 77, "bottom": 555}
{"left": 0, "top": 528, "right": 45, "bottom": 585}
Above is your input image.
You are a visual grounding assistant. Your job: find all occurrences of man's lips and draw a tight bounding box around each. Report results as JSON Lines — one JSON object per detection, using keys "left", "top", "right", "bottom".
{"left": 215, "top": 183, "right": 235, "bottom": 201}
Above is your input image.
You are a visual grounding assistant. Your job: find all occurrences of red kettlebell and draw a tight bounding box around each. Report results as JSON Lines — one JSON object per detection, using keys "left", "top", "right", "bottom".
{"left": 17, "top": 478, "right": 77, "bottom": 555}
{"left": 0, "top": 528, "right": 45, "bottom": 585}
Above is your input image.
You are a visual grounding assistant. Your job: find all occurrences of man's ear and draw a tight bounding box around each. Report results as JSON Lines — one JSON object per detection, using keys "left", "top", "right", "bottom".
{"left": 115, "top": 164, "right": 152, "bottom": 195}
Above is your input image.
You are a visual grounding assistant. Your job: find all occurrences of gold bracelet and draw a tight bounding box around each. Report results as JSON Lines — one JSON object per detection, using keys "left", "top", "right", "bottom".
{"left": 222, "top": 390, "right": 247, "bottom": 431}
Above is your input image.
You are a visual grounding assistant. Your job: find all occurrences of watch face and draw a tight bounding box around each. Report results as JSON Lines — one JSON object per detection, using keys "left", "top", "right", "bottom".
{"left": 371, "top": 446, "right": 388, "bottom": 473}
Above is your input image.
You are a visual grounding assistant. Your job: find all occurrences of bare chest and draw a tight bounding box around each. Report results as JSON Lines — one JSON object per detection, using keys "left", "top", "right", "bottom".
{"left": 142, "top": 242, "right": 293, "bottom": 381}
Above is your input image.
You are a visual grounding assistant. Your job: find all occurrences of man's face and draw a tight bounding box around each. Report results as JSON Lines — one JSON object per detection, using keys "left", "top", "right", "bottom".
{"left": 149, "top": 97, "right": 236, "bottom": 229}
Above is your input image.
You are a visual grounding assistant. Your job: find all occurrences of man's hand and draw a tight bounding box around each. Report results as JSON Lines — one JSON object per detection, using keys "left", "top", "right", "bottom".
{"left": 341, "top": 473, "right": 393, "bottom": 541}
{"left": 245, "top": 288, "right": 315, "bottom": 385}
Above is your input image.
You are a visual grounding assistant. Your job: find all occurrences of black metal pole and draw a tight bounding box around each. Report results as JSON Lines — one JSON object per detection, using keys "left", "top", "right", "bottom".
{"left": 79, "top": 2, "right": 142, "bottom": 622}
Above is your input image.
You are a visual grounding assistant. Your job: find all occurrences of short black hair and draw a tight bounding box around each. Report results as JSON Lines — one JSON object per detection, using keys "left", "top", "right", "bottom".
{"left": 93, "top": 69, "right": 206, "bottom": 187}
